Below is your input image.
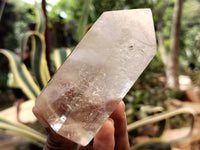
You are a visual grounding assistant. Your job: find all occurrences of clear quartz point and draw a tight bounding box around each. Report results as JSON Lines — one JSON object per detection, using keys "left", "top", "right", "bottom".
{"left": 35, "top": 9, "right": 157, "bottom": 146}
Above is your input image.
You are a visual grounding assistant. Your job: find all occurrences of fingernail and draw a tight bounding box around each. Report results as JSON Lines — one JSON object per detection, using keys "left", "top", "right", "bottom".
{"left": 107, "top": 118, "right": 114, "bottom": 125}
{"left": 38, "top": 116, "right": 49, "bottom": 128}
{"left": 120, "top": 100, "right": 125, "bottom": 108}
{"left": 32, "top": 106, "right": 49, "bottom": 128}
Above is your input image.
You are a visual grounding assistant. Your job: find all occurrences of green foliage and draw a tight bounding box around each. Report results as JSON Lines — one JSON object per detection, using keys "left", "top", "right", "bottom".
{"left": 47, "top": 0, "right": 78, "bottom": 24}
{"left": 180, "top": 0, "right": 200, "bottom": 71}
{"left": 77, "top": 0, "right": 91, "bottom": 41}
{"left": 162, "top": 3, "right": 173, "bottom": 39}
{"left": 125, "top": 51, "right": 186, "bottom": 121}
{"left": 0, "top": 2, "right": 17, "bottom": 49}
{"left": 47, "top": 0, "right": 93, "bottom": 42}
{"left": 0, "top": 6, "right": 73, "bottom": 146}
{"left": 0, "top": 54, "right": 9, "bottom": 90}
{"left": 0, "top": 114, "right": 46, "bottom": 147}
{"left": 0, "top": 73, "right": 8, "bottom": 90}
{"left": 0, "top": 49, "right": 41, "bottom": 100}
{"left": 170, "top": 114, "right": 193, "bottom": 129}
{"left": 46, "top": 0, "right": 153, "bottom": 43}
{"left": 128, "top": 107, "right": 195, "bottom": 150}
{"left": 194, "top": 33, "right": 200, "bottom": 51}
{"left": 124, "top": 0, "right": 152, "bottom": 8}
{"left": 0, "top": 0, "right": 36, "bottom": 50}
{"left": 92, "top": 0, "right": 124, "bottom": 17}
{"left": 1, "top": 0, "right": 200, "bottom": 148}
{"left": 51, "top": 48, "right": 72, "bottom": 71}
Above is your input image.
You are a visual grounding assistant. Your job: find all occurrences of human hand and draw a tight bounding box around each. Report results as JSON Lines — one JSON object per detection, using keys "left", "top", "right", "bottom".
{"left": 32, "top": 101, "right": 130, "bottom": 150}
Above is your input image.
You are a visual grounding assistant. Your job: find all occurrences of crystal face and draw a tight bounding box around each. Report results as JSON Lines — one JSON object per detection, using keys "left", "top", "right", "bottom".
{"left": 35, "top": 9, "right": 157, "bottom": 146}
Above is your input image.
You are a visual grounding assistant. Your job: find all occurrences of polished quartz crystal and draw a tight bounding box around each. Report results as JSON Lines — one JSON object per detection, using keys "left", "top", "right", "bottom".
{"left": 35, "top": 9, "right": 157, "bottom": 146}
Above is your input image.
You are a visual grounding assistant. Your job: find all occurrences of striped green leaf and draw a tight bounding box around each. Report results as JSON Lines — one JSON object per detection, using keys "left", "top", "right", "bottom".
{"left": 131, "top": 138, "right": 171, "bottom": 150}
{"left": 77, "top": 0, "right": 91, "bottom": 41}
{"left": 52, "top": 48, "right": 72, "bottom": 70}
{"left": 35, "top": 7, "right": 45, "bottom": 34}
{"left": 0, "top": 114, "right": 46, "bottom": 147}
{"left": 20, "top": 7, "right": 50, "bottom": 89}
{"left": 128, "top": 106, "right": 195, "bottom": 149}
{"left": 20, "top": 31, "right": 50, "bottom": 89}
{"left": 0, "top": 49, "right": 40, "bottom": 100}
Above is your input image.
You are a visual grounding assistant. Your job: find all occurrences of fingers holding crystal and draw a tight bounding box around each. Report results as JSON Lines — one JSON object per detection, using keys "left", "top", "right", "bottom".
{"left": 32, "top": 106, "right": 78, "bottom": 150}
{"left": 32, "top": 106, "right": 49, "bottom": 128}
{"left": 110, "top": 101, "right": 130, "bottom": 150}
{"left": 93, "top": 118, "right": 115, "bottom": 150}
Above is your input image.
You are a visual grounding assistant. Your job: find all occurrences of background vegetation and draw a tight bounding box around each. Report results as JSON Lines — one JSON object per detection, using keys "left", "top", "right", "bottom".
{"left": 0, "top": 0, "right": 200, "bottom": 149}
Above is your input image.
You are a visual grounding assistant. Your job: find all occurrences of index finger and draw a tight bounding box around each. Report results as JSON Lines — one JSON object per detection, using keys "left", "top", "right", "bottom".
{"left": 110, "top": 101, "right": 130, "bottom": 150}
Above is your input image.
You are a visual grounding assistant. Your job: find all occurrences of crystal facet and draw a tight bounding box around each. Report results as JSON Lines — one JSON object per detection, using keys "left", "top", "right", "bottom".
{"left": 35, "top": 9, "right": 157, "bottom": 146}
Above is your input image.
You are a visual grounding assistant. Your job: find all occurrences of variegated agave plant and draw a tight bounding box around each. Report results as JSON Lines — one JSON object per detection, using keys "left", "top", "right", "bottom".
{"left": 0, "top": 0, "right": 92, "bottom": 146}
{"left": 0, "top": 7, "right": 72, "bottom": 147}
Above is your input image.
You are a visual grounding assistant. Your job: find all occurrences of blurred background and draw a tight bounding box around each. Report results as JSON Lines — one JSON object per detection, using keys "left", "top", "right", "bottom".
{"left": 0, "top": 0, "right": 200, "bottom": 149}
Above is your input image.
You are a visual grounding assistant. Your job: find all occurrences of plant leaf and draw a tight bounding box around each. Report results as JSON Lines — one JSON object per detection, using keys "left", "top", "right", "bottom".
{"left": 52, "top": 48, "right": 72, "bottom": 70}
{"left": 127, "top": 107, "right": 195, "bottom": 144}
{"left": 77, "top": 0, "right": 91, "bottom": 41}
{"left": 0, "top": 49, "right": 40, "bottom": 100}
{"left": 35, "top": 7, "right": 45, "bottom": 34}
{"left": 0, "top": 114, "right": 46, "bottom": 147}
{"left": 20, "top": 31, "right": 50, "bottom": 89}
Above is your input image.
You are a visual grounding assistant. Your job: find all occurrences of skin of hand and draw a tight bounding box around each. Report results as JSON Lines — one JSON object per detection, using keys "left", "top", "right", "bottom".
{"left": 32, "top": 101, "right": 130, "bottom": 150}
